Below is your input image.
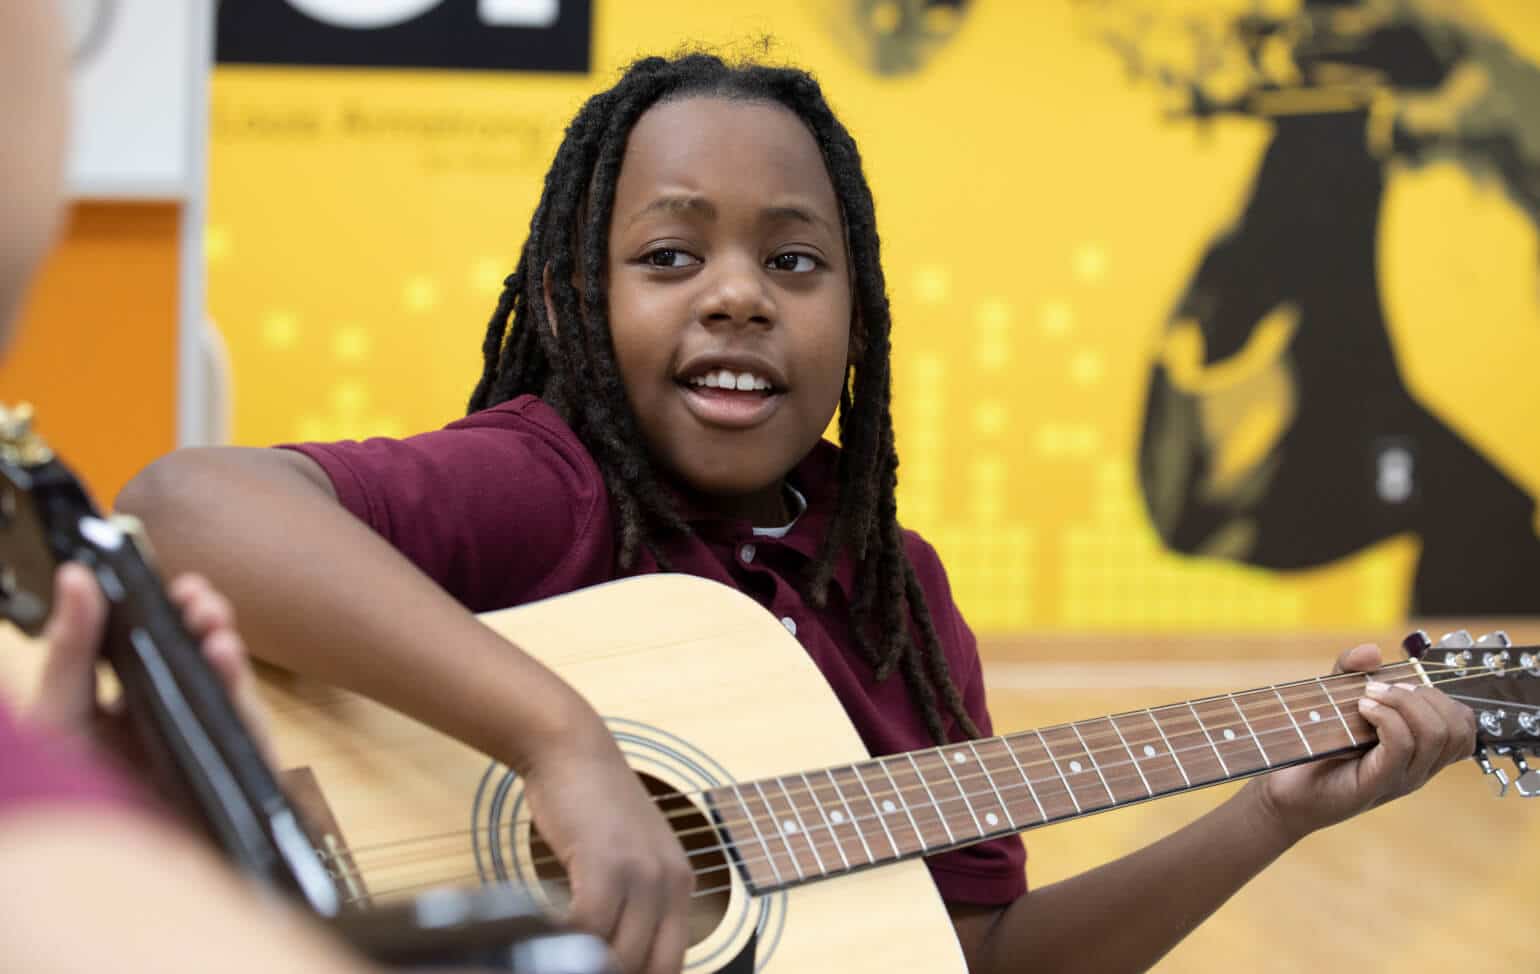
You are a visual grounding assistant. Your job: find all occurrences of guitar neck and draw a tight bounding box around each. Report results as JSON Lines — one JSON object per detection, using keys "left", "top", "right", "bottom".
{"left": 709, "top": 661, "right": 1414, "bottom": 893}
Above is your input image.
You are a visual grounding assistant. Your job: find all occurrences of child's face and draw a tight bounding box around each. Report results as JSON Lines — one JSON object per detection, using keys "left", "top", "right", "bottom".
{"left": 605, "top": 96, "right": 854, "bottom": 522}
{"left": 0, "top": 0, "right": 69, "bottom": 350}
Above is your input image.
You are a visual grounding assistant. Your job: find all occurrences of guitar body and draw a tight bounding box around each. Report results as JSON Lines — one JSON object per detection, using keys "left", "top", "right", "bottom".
{"left": 261, "top": 574, "right": 967, "bottom": 973}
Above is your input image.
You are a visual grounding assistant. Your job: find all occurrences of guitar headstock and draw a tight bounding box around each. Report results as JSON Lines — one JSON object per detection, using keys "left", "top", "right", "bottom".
{"left": 0, "top": 403, "right": 68, "bottom": 634}
{"left": 1405, "top": 628, "right": 1540, "bottom": 798}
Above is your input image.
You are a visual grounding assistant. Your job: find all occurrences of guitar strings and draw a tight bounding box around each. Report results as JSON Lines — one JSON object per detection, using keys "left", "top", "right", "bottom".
{"left": 318, "top": 661, "right": 1539, "bottom": 901}
{"left": 319, "top": 661, "right": 1419, "bottom": 867}
{"left": 348, "top": 658, "right": 1538, "bottom": 908}
{"left": 317, "top": 658, "right": 1446, "bottom": 869}
{"left": 320, "top": 660, "right": 1528, "bottom": 877}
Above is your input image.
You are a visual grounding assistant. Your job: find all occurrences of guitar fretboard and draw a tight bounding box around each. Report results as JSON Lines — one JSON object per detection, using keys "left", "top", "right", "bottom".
{"left": 707, "top": 667, "right": 1397, "bottom": 893}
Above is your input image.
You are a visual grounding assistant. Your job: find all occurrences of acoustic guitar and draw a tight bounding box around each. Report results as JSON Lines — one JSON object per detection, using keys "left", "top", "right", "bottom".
{"left": 257, "top": 572, "right": 1540, "bottom": 973}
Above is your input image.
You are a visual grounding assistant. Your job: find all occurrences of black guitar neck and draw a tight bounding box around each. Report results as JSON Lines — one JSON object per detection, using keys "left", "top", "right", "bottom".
{"left": 0, "top": 447, "right": 341, "bottom": 914}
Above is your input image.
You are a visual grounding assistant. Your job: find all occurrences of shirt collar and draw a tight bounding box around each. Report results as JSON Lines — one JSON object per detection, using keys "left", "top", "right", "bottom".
{"left": 751, "top": 482, "right": 808, "bottom": 539}
{"left": 672, "top": 441, "right": 859, "bottom": 598}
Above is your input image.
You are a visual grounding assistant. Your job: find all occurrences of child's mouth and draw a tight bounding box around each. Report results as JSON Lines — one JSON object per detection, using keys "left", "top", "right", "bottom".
{"left": 678, "top": 380, "right": 782, "bottom": 428}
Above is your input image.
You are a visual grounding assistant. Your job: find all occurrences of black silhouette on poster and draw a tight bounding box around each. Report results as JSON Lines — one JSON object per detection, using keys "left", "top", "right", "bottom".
{"left": 1113, "top": 0, "right": 1540, "bottom": 614}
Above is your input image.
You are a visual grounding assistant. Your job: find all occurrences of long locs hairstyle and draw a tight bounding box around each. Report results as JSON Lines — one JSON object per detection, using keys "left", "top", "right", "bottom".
{"left": 468, "top": 53, "right": 977, "bottom": 745}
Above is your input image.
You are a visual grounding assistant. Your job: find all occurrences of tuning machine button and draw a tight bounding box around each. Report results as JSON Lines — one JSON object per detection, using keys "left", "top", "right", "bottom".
{"left": 1509, "top": 753, "right": 1540, "bottom": 798}
{"left": 1475, "top": 746, "right": 1511, "bottom": 798}
{"left": 1438, "top": 629, "right": 1475, "bottom": 649}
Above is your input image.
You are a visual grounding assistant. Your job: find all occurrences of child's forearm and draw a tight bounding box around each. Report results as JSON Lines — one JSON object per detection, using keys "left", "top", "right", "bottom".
{"left": 955, "top": 780, "right": 1295, "bottom": 974}
{"left": 116, "top": 447, "right": 603, "bottom": 773}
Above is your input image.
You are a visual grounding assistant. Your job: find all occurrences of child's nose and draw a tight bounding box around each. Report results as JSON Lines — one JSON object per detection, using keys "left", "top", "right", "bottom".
{"left": 699, "top": 256, "right": 775, "bottom": 327}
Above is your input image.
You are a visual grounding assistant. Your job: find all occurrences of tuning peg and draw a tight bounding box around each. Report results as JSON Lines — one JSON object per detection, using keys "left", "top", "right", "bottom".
{"left": 1519, "top": 712, "right": 1540, "bottom": 738}
{"left": 0, "top": 403, "right": 34, "bottom": 441}
{"left": 1475, "top": 746, "right": 1511, "bottom": 798}
{"left": 1438, "top": 629, "right": 1475, "bottom": 649}
{"left": 1402, "top": 631, "right": 1432, "bottom": 659}
{"left": 1509, "top": 753, "right": 1540, "bottom": 798}
{"left": 0, "top": 402, "right": 51, "bottom": 464}
{"left": 1476, "top": 632, "right": 1513, "bottom": 676}
{"left": 1479, "top": 709, "right": 1507, "bottom": 738}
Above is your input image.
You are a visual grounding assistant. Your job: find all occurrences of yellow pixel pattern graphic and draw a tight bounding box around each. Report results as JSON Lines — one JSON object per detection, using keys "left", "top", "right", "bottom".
{"left": 208, "top": 0, "right": 1539, "bottom": 631}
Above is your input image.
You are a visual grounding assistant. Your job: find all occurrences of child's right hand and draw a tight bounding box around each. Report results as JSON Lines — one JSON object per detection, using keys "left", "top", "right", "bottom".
{"left": 520, "top": 722, "right": 692, "bottom": 974}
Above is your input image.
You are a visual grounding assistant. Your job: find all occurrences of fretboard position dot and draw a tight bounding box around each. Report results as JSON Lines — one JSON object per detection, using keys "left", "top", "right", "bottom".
{"left": 1223, "top": 728, "right": 1237, "bottom": 741}
{"left": 781, "top": 820, "right": 798, "bottom": 835}
{"left": 830, "top": 811, "right": 845, "bottom": 824}
{"left": 985, "top": 812, "right": 1000, "bottom": 827}
{"left": 881, "top": 799, "right": 897, "bottom": 814}
{"left": 1069, "top": 760, "right": 1083, "bottom": 774}
{"left": 1309, "top": 711, "right": 1322, "bottom": 722}
{"left": 1143, "top": 745, "right": 1157, "bottom": 758}
{"left": 952, "top": 752, "right": 968, "bottom": 764}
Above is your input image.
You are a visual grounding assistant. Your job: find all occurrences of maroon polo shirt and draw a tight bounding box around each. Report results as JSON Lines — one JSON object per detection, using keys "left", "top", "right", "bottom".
{"left": 284, "top": 394, "right": 1028, "bottom": 906}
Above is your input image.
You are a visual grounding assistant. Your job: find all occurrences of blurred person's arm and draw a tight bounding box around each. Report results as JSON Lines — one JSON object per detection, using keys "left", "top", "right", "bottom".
{"left": 0, "top": 565, "right": 376, "bottom": 972}
{"left": 0, "top": 806, "right": 373, "bottom": 973}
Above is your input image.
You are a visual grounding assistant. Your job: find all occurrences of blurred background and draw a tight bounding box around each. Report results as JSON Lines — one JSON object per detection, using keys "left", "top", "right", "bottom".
{"left": 7, "top": 0, "right": 1536, "bottom": 636}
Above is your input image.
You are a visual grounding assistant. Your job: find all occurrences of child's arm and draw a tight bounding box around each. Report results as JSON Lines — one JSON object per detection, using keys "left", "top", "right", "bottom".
{"left": 949, "top": 644, "right": 1475, "bottom": 974}
{"left": 118, "top": 446, "right": 690, "bottom": 974}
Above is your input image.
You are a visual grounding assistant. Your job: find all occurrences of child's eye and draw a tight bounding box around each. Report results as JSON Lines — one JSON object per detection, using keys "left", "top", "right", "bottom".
{"left": 642, "top": 248, "right": 700, "bottom": 269}
{"left": 768, "top": 252, "right": 818, "bottom": 273}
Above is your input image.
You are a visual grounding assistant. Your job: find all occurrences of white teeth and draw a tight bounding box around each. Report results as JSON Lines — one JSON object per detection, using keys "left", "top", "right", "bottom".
{"left": 687, "top": 369, "right": 774, "bottom": 392}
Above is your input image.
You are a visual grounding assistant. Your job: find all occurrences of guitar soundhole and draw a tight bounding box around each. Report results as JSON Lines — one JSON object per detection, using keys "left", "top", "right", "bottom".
{"left": 526, "top": 771, "right": 732, "bottom": 948}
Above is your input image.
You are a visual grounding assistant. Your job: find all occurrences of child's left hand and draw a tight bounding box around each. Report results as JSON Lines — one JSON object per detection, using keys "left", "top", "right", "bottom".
{"left": 1252, "top": 643, "right": 1477, "bottom": 842}
{"left": 26, "top": 563, "right": 273, "bottom": 771}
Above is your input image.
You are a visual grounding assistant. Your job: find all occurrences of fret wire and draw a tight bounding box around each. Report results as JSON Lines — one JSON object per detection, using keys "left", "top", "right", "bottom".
{"left": 1108, "top": 716, "right": 1154, "bottom": 797}
{"left": 825, "top": 768, "right": 876, "bottom": 865}
{"left": 799, "top": 772, "right": 851, "bottom": 873}
{"left": 775, "top": 778, "right": 827, "bottom": 875}
{"left": 753, "top": 780, "right": 806, "bottom": 881}
{"left": 1000, "top": 735, "right": 1049, "bottom": 822}
{"left": 1146, "top": 708, "right": 1192, "bottom": 787}
{"left": 905, "top": 753, "right": 958, "bottom": 845}
{"left": 1228, "top": 693, "right": 1271, "bottom": 766}
{"left": 1314, "top": 675, "right": 1358, "bottom": 743}
{"left": 1186, "top": 702, "right": 1230, "bottom": 775}
{"left": 1272, "top": 686, "right": 1313, "bottom": 755}
{"left": 966, "top": 740, "right": 1017, "bottom": 830}
{"left": 724, "top": 667, "right": 1403, "bottom": 885}
{"left": 938, "top": 748, "right": 986, "bottom": 836}
{"left": 1035, "top": 729, "right": 1082, "bottom": 814}
{"left": 730, "top": 783, "right": 784, "bottom": 887}
{"left": 876, "top": 758, "right": 929, "bottom": 852}
{"left": 850, "top": 764, "right": 904, "bottom": 858}
{"left": 1068, "top": 721, "right": 1117, "bottom": 804}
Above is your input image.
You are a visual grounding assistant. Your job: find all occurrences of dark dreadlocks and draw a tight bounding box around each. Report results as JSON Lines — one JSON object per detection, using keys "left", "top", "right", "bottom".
{"left": 468, "top": 52, "right": 977, "bottom": 745}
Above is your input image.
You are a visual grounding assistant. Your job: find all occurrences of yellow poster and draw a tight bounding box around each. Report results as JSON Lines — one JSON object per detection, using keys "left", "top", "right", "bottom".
{"left": 209, "top": 1, "right": 1540, "bottom": 630}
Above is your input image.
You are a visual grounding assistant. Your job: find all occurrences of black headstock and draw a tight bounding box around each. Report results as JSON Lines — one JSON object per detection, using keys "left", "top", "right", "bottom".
{"left": 0, "top": 404, "right": 81, "bottom": 633}
{"left": 1406, "top": 629, "right": 1540, "bottom": 798}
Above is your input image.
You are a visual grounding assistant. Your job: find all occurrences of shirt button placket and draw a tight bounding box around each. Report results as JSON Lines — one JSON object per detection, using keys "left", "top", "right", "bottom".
{"left": 739, "top": 543, "right": 756, "bottom": 564}
{"left": 780, "top": 616, "right": 797, "bottom": 636}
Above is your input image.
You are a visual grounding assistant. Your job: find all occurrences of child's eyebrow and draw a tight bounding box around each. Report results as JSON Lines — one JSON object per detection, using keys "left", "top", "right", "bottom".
{"left": 626, "top": 195, "right": 835, "bottom": 234}
{"left": 628, "top": 195, "right": 717, "bottom": 226}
